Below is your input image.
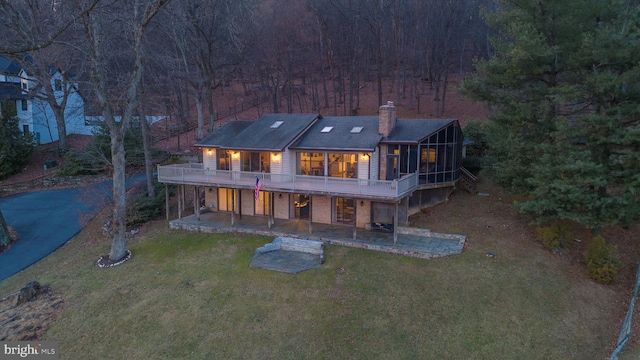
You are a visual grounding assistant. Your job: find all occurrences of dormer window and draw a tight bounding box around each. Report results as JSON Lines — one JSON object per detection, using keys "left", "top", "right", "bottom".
{"left": 270, "top": 121, "right": 283, "bottom": 129}
{"left": 54, "top": 79, "right": 62, "bottom": 91}
{"left": 350, "top": 126, "right": 363, "bottom": 133}
{"left": 321, "top": 126, "right": 333, "bottom": 133}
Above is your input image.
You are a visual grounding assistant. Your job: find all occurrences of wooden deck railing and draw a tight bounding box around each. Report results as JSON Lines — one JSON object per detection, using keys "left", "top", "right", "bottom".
{"left": 157, "top": 163, "right": 418, "bottom": 200}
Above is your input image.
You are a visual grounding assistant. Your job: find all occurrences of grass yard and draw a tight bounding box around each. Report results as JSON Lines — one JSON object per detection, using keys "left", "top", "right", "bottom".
{"left": 0, "top": 177, "right": 635, "bottom": 359}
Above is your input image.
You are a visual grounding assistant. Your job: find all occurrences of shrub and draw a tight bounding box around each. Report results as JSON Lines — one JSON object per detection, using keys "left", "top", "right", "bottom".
{"left": 537, "top": 222, "right": 574, "bottom": 250}
{"left": 462, "top": 155, "right": 483, "bottom": 175}
{"left": 585, "top": 236, "right": 621, "bottom": 284}
{"left": 126, "top": 179, "right": 173, "bottom": 226}
{"left": 57, "top": 149, "right": 106, "bottom": 176}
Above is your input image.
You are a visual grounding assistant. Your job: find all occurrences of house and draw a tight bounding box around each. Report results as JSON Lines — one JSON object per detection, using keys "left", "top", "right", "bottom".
{"left": 0, "top": 56, "right": 30, "bottom": 133}
{"left": 0, "top": 56, "right": 90, "bottom": 145}
{"left": 157, "top": 101, "right": 473, "bottom": 242}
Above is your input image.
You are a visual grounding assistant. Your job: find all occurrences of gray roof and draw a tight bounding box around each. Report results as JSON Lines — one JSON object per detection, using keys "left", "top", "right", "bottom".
{"left": 0, "top": 57, "right": 22, "bottom": 75}
{"left": 382, "top": 118, "right": 457, "bottom": 144}
{"left": 196, "top": 113, "right": 319, "bottom": 151}
{"left": 195, "top": 120, "right": 253, "bottom": 148}
{"left": 290, "top": 116, "right": 382, "bottom": 151}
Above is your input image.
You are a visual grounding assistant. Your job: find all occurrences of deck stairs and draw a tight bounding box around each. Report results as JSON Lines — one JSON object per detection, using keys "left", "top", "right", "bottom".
{"left": 459, "top": 166, "right": 478, "bottom": 193}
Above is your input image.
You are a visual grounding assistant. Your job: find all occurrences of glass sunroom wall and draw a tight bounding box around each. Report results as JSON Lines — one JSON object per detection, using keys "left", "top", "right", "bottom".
{"left": 418, "top": 123, "right": 462, "bottom": 184}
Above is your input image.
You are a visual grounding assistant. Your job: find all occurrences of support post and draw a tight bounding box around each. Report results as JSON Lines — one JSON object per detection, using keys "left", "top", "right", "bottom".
{"left": 177, "top": 185, "right": 183, "bottom": 219}
{"left": 238, "top": 188, "right": 242, "bottom": 220}
{"left": 308, "top": 194, "right": 313, "bottom": 234}
{"left": 353, "top": 199, "right": 357, "bottom": 240}
{"left": 231, "top": 189, "right": 235, "bottom": 226}
{"left": 394, "top": 202, "right": 398, "bottom": 244}
{"left": 194, "top": 186, "right": 200, "bottom": 221}
{"left": 268, "top": 192, "right": 272, "bottom": 229}
{"left": 165, "top": 184, "right": 169, "bottom": 220}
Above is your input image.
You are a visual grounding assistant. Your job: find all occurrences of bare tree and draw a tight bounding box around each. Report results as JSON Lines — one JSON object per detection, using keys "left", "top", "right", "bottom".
{"left": 78, "top": 0, "right": 169, "bottom": 262}
{"left": 0, "top": 0, "right": 96, "bottom": 151}
{"left": 161, "top": 0, "right": 254, "bottom": 139}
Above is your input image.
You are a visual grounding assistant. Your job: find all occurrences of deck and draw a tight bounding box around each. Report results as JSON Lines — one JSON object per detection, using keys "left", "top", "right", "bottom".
{"left": 157, "top": 163, "right": 419, "bottom": 201}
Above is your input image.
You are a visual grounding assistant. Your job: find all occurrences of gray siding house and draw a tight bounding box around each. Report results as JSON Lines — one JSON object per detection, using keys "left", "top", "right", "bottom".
{"left": 157, "top": 102, "right": 468, "bottom": 241}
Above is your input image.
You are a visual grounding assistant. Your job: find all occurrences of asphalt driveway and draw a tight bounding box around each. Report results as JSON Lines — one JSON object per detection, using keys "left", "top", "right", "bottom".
{"left": 0, "top": 175, "right": 145, "bottom": 281}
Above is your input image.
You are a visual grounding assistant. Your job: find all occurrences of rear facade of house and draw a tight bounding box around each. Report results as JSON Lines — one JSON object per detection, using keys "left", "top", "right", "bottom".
{"left": 157, "top": 102, "right": 465, "bottom": 233}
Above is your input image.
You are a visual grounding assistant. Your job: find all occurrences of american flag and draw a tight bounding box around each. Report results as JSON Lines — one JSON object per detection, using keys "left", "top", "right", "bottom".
{"left": 255, "top": 177, "right": 263, "bottom": 200}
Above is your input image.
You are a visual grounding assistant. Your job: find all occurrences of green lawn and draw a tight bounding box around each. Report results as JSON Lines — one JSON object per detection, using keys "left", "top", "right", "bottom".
{"left": 0, "top": 212, "right": 622, "bottom": 360}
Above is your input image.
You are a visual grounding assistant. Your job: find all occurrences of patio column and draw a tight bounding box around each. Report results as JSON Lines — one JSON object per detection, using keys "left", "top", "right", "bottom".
{"left": 231, "top": 188, "right": 235, "bottom": 226}
{"left": 308, "top": 194, "right": 313, "bottom": 234}
{"left": 165, "top": 184, "right": 169, "bottom": 220}
{"left": 352, "top": 199, "right": 357, "bottom": 240}
{"left": 393, "top": 202, "right": 398, "bottom": 244}
{"left": 181, "top": 186, "right": 186, "bottom": 218}
{"left": 268, "top": 192, "right": 273, "bottom": 229}
{"left": 238, "top": 189, "right": 242, "bottom": 220}
{"left": 194, "top": 186, "right": 200, "bottom": 221}
{"left": 177, "top": 185, "right": 183, "bottom": 219}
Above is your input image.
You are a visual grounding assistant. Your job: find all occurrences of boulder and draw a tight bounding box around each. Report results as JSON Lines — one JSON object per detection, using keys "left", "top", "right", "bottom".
{"left": 16, "top": 281, "right": 41, "bottom": 306}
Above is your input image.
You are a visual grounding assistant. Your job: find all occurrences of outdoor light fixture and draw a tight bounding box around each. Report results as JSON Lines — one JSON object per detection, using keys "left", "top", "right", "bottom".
{"left": 272, "top": 153, "right": 280, "bottom": 161}
{"left": 206, "top": 148, "right": 213, "bottom": 155}
{"left": 278, "top": 193, "right": 282, "bottom": 199}
{"left": 360, "top": 200, "right": 364, "bottom": 206}
{"left": 361, "top": 153, "right": 370, "bottom": 160}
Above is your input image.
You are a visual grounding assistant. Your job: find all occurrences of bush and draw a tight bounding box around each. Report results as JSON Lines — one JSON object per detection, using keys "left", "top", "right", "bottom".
{"left": 537, "top": 222, "right": 574, "bottom": 250}
{"left": 58, "top": 124, "right": 169, "bottom": 176}
{"left": 126, "top": 179, "right": 173, "bottom": 226}
{"left": 462, "top": 155, "right": 483, "bottom": 175}
{"left": 585, "top": 236, "right": 621, "bottom": 284}
{"left": 57, "top": 149, "right": 107, "bottom": 176}
{"left": 463, "top": 121, "right": 489, "bottom": 157}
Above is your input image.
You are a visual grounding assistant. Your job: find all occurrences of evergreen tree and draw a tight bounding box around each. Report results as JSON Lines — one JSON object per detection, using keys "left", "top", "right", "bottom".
{"left": 462, "top": 0, "right": 640, "bottom": 230}
{"left": 0, "top": 102, "right": 35, "bottom": 180}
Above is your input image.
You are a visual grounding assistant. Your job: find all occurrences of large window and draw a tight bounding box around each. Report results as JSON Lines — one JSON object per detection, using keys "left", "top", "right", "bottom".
{"left": 292, "top": 194, "right": 310, "bottom": 220}
{"left": 218, "top": 188, "right": 234, "bottom": 212}
{"left": 333, "top": 198, "right": 355, "bottom": 225}
{"left": 255, "top": 190, "right": 270, "bottom": 216}
{"left": 298, "top": 152, "right": 324, "bottom": 176}
{"left": 242, "top": 152, "right": 270, "bottom": 172}
{"left": 218, "top": 151, "right": 231, "bottom": 170}
{"left": 328, "top": 153, "right": 357, "bottom": 178}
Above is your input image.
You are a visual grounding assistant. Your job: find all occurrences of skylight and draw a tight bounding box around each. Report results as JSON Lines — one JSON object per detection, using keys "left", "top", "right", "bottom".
{"left": 321, "top": 126, "right": 333, "bottom": 133}
{"left": 350, "top": 126, "right": 363, "bottom": 134}
{"left": 270, "top": 121, "right": 283, "bottom": 129}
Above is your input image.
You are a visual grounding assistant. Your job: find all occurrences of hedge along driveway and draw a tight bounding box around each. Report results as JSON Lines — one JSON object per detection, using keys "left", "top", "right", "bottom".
{"left": 0, "top": 174, "right": 145, "bottom": 281}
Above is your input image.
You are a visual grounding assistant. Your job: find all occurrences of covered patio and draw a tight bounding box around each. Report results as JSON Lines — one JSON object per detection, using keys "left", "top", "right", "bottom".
{"left": 168, "top": 211, "right": 465, "bottom": 260}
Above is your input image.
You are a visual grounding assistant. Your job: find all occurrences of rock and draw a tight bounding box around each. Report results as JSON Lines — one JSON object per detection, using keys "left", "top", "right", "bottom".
{"left": 16, "top": 281, "right": 41, "bottom": 306}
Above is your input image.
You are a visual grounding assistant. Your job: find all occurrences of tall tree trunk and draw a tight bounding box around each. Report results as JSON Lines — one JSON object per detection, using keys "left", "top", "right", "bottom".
{"left": 109, "top": 132, "right": 127, "bottom": 261}
{"left": 52, "top": 107, "right": 68, "bottom": 151}
{"left": 195, "top": 89, "right": 205, "bottom": 140}
{"left": 138, "top": 87, "right": 155, "bottom": 198}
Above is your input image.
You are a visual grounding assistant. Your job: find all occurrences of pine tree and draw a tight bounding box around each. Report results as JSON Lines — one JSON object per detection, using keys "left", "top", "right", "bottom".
{"left": 462, "top": 0, "right": 640, "bottom": 230}
{"left": 0, "top": 103, "right": 35, "bottom": 180}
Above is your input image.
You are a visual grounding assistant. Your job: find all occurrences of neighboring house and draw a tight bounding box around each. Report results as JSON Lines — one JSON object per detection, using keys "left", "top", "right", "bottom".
{"left": 0, "top": 56, "right": 90, "bottom": 145}
{"left": 0, "top": 56, "right": 30, "bottom": 134}
{"left": 157, "top": 102, "right": 473, "bottom": 241}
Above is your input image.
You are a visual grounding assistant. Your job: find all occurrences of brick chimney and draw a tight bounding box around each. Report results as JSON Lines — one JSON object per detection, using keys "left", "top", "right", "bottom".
{"left": 378, "top": 101, "right": 396, "bottom": 137}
